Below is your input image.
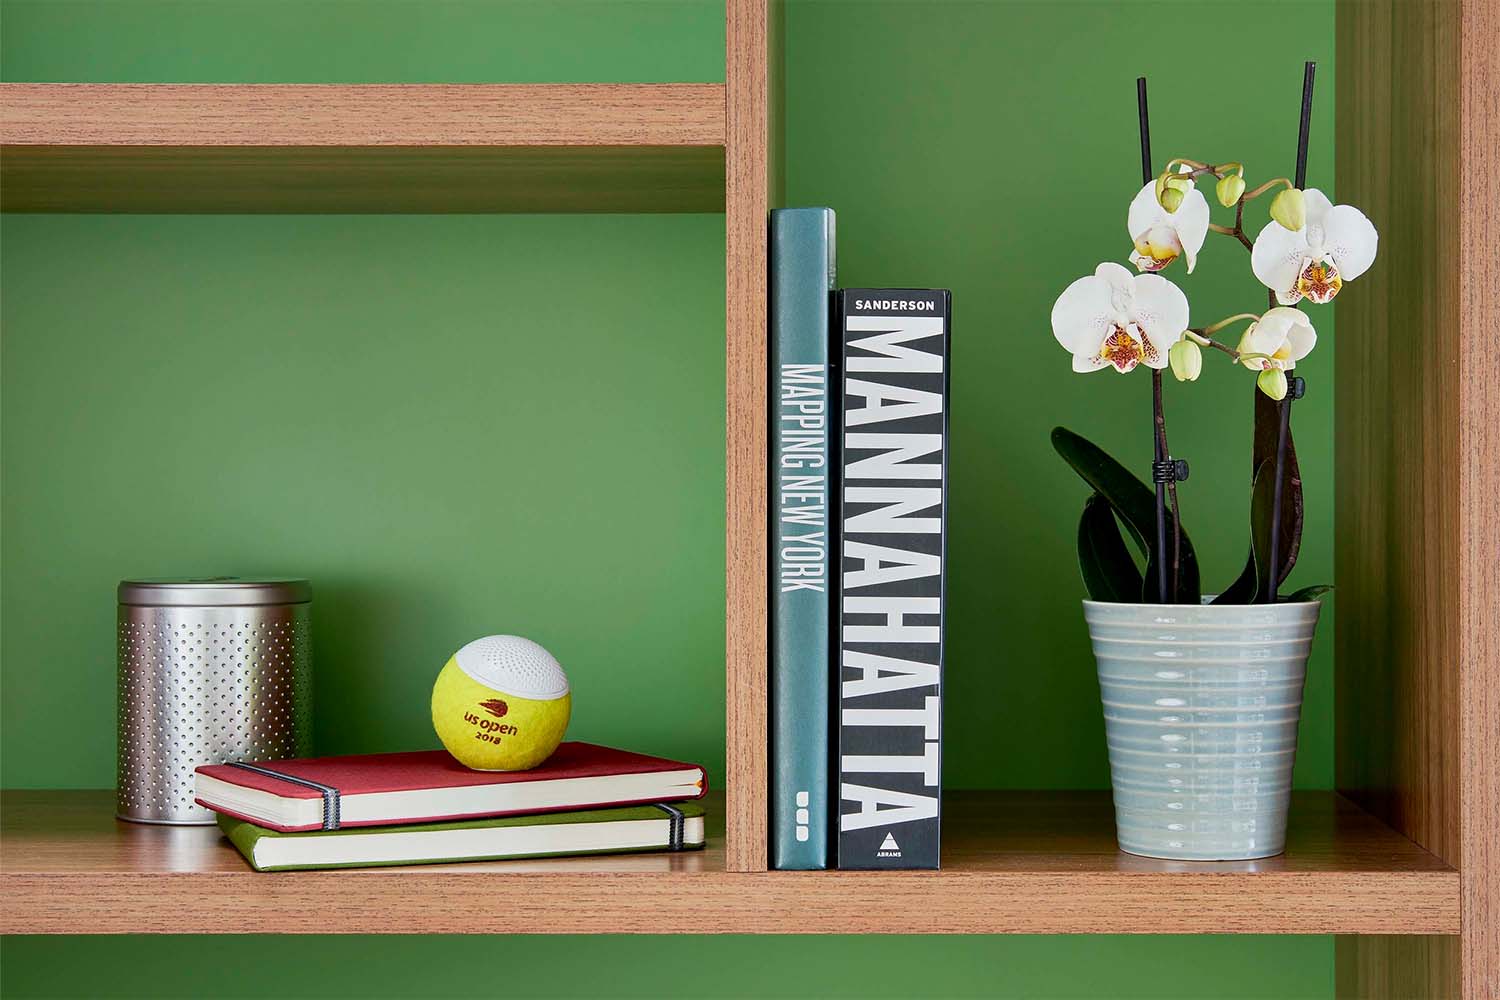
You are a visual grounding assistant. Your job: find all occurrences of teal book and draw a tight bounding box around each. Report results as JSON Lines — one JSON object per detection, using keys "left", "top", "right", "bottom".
{"left": 218, "top": 801, "right": 706, "bottom": 871}
{"left": 769, "top": 206, "right": 836, "bottom": 869}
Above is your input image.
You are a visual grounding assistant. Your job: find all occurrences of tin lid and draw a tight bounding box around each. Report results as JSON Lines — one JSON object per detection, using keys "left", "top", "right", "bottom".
{"left": 118, "top": 577, "right": 311, "bottom": 607}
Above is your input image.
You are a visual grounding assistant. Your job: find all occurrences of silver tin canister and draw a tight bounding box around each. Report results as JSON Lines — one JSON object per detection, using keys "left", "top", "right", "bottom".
{"left": 117, "top": 577, "right": 312, "bottom": 825}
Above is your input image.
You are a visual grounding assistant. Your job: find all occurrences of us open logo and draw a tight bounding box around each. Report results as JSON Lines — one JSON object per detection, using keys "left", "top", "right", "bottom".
{"left": 465, "top": 700, "right": 518, "bottom": 745}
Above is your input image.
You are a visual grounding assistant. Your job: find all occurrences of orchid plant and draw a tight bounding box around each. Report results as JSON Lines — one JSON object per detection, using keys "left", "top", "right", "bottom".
{"left": 1049, "top": 68, "right": 1378, "bottom": 605}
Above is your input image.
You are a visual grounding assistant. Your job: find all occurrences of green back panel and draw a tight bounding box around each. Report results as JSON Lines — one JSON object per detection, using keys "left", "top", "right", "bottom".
{"left": 786, "top": 0, "right": 1338, "bottom": 791}
{"left": 2, "top": 1, "right": 1335, "bottom": 996}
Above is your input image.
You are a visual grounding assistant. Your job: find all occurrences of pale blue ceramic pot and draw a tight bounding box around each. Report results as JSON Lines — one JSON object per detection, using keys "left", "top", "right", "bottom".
{"left": 1083, "top": 599, "right": 1322, "bottom": 861}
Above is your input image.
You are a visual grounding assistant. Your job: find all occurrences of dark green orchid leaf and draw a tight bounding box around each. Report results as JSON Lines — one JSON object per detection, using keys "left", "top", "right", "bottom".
{"left": 1212, "top": 561, "right": 1257, "bottom": 605}
{"left": 1078, "top": 492, "right": 1144, "bottom": 602}
{"left": 1251, "top": 458, "right": 1277, "bottom": 603}
{"left": 1217, "top": 386, "right": 1304, "bottom": 603}
{"left": 1283, "top": 584, "right": 1333, "bottom": 603}
{"left": 1255, "top": 385, "right": 1304, "bottom": 581}
{"left": 1052, "top": 426, "right": 1200, "bottom": 604}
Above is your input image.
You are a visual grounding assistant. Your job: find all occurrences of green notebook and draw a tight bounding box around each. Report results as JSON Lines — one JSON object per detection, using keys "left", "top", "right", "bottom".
{"left": 219, "top": 801, "right": 706, "bottom": 872}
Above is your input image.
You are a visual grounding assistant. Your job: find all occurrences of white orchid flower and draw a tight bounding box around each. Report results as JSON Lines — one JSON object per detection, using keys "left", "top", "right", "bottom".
{"left": 1251, "top": 188, "right": 1378, "bottom": 304}
{"left": 1051, "top": 262, "right": 1189, "bottom": 374}
{"left": 1236, "top": 307, "right": 1316, "bottom": 372}
{"left": 1127, "top": 177, "right": 1210, "bottom": 274}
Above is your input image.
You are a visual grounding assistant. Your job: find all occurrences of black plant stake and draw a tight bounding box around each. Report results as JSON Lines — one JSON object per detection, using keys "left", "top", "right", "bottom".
{"left": 1137, "top": 76, "right": 1183, "bottom": 603}
{"left": 1267, "top": 61, "right": 1317, "bottom": 603}
{"left": 1295, "top": 61, "right": 1316, "bottom": 189}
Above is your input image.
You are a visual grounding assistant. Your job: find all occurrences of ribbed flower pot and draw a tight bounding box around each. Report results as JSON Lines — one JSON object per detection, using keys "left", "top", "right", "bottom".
{"left": 1083, "top": 599, "right": 1321, "bottom": 861}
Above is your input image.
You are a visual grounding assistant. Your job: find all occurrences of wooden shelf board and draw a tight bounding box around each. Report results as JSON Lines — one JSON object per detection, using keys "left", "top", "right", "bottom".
{"left": 1, "top": 789, "right": 1457, "bottom": 935}
{"left": 0, "top": 84, "right": 726, "bottom": 212}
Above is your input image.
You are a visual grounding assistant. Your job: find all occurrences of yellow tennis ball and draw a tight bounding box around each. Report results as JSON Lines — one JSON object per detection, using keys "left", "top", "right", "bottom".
{"left": 431, "top": 635, "right": 571, "bottom": 771}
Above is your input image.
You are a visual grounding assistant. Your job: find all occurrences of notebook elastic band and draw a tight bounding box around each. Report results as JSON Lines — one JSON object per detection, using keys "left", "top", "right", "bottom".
{"left": 655, "top": 803, "right": 685, "bottom": 851}
{"left": 227, "top": 762, "right": 341, "bottom": 830}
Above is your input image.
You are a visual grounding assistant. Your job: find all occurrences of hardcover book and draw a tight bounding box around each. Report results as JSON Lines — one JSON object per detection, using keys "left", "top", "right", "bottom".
{"left": 835, "top": 289, "right": 950, "bottom": 870}
{"left": 769, "top": 207, "right": 836, "bottom": 869}
{"left": 195, "top": 741, "right": 706, "bottom": 833}
{"left": 219, "top": 800, "right": 707, "bottom": 871}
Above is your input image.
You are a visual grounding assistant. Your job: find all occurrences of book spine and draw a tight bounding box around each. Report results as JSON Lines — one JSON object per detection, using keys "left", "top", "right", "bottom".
{"left": 769, "top": 208, "right": 836, "bottom": 870}
{"left": 835, "top": 288, "right": 950, "bottom": 871}
{"left": 218, "top": 814, "right": 270, "bottom": 871}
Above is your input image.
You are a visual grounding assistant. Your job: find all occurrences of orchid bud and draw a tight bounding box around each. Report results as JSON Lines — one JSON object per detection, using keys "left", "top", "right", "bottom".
{"left": 1215, "top": 173, "right": 1246, "bottom": 208}
{"left": 1270, "top": 188, "right": 1306, "bottom": 231}
{"left": 1155, "top": 173, "right": 1190, "bottom": 212}
{"left": 1257, "top": 367, "right": 1289, "bottom": 400}
{"left": 1169, "top": 339, "right": 1203, "bottom": 382}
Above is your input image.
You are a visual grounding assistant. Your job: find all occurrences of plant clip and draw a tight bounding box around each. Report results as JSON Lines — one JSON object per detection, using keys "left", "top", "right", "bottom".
{"left": 1288, "top": 376, "right": 1306, "bottom": 401}
{"left": 1152, "top": 458, "right": 1190, "bottom": 484}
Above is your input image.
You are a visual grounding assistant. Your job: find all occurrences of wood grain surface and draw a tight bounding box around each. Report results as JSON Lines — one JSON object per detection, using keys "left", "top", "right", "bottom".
{"left": 1335, "top": 0, "right": 1498, "bottom": 996}
{"left": 1337, "top": 936, "right": 1461, "bottom": 1000}
{"left": 1, "top": 790, "right": 1457, "bottom": 935}
{"left": 0, "top": 84, "right": 725, "bottom": 212}
{"left": 1456, "top": 1, "right": 1499, "bottom": 996}
{"left": 0, "top": 84, "right": 725, "bottom": 147}
{"left": 722, "top": 0, "right": 775, "bottom": 872}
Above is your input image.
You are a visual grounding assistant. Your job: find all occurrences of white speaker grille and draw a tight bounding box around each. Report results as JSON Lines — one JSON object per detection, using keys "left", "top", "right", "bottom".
{"left": 453, "top": 635, "right": 569, "bottom": 700}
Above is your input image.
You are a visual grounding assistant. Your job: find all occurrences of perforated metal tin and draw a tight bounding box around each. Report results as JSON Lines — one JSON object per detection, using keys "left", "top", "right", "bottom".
{"left": 117, "top": 578, "right": 312, "bottom": 825}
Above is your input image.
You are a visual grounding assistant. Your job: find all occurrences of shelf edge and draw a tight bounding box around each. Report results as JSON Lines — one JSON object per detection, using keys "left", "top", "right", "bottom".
{"left": 0, "top": 868, "right": 1459, "bottom": 936}
{"left": 0, "top": 83, "right": 727, "bottom": 148}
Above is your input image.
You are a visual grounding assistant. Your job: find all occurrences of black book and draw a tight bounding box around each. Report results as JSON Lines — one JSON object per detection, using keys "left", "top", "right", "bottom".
{"left": 834, "top": 289, "right": 950, "bottom": 871}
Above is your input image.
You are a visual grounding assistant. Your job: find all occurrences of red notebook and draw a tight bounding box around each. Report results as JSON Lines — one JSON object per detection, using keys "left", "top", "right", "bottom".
{"left": 195, "top": 741, "right": 707, "bottom": 833}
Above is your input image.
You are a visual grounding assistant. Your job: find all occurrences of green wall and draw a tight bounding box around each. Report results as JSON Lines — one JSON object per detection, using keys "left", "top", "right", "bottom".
{"left": 0, "top": 0, "right": 724, "bottom": 82}
{"left": 1, "top": 214, "right": 727, "bottom": 784}
{"left": 2, "top": 1, "right": 1337, "bottom": 997}
{"left": 2, "top": 935, "right": 1333, "bottom": 999}
{"left": 786, "top": 0, "right": 1338, "bottom": 792}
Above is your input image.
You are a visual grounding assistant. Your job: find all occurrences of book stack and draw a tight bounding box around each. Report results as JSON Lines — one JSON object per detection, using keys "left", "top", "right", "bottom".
{"left": 770, "top": 208, "right": 950, "bottom": 871}
{"left": 195, "top": 742, "right": 707, "bottom": 871}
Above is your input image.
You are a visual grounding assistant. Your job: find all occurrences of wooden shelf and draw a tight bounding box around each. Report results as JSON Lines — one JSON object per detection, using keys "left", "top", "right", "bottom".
{"left": 1, "top": 789, "right": 1455, "bottom": 935}
{"left": 0, "top": 83, "right": 726, "bottom": 212}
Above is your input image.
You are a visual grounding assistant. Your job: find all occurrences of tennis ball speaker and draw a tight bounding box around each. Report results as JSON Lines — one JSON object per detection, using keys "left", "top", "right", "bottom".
{"left": 431, "top": 635, "right": 572, "bottom": 771}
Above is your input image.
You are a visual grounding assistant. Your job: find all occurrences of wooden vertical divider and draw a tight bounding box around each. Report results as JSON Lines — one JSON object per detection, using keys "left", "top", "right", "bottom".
{"left": 1455, "top": 3, "right": 1499, "bottom": 992}
{"left": 1334, "top": 0, "right": 1498, "bottom": 996}
{"left": 724, "top": 0, "right": 781, "bottom": 872}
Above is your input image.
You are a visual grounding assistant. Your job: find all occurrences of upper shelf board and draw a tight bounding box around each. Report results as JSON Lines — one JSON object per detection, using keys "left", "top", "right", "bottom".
{"left": 1, "top": 789, "right": 1457, "bottom": 935}
{"left": 0, "top": 83, "right": 726, "bottom": 212}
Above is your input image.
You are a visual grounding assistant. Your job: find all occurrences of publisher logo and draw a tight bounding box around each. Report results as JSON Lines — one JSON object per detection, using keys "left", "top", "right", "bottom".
{"left": 877, "top": 832, "right": 901, "bottom": 858}
{"left": 479, "top": 698, "right": 508, "bottom": 719}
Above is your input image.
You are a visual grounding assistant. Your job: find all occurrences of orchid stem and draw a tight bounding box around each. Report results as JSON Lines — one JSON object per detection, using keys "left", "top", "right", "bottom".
{"left": 1243, "top": 177, "right": 1294, "bottom": 200}
{"left": 1203, "top": 313, "right": 1261, "bottom": 335}
{"left": 1198, "top": 337, "right": 1242, "bottom": 359}
{"left": 1208, "top": 223, "right": 1254, "bottom": 251}
{"left": 1185, "top": 325, "right": 1276, "bottom": 365}
{"left": 1210, "top": 196, "right": 1256, "bottom": 251}
{"left": 1162, "top": 156, "right": 1211, "bottom": 173}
